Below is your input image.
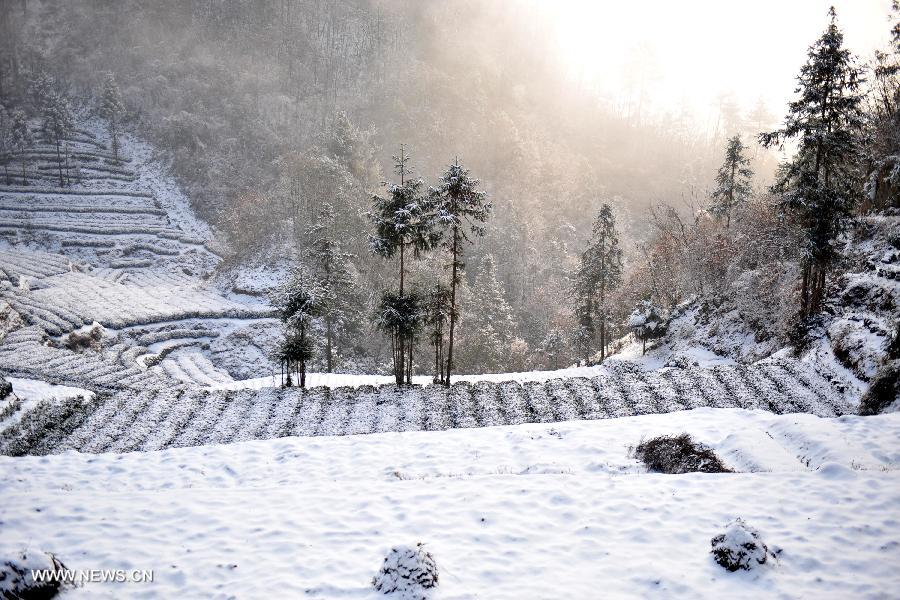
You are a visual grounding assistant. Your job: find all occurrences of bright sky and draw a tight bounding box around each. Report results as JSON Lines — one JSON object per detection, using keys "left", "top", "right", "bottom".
{"left": 550, "top": 0, "right": 894, "bottom": 125}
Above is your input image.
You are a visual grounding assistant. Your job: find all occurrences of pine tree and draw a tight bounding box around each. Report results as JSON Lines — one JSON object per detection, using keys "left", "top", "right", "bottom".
{"left": 42, "top": 91, "right": 75, "bottom": 187}
{"left": 627, "top": 298, "right": 667, "bottom": 355}
{"left": 459, "top": 255, "right": 516, "bottom": 372}
{"left": 271, "top": 267, "right": 322, "bottom": 389}
{"left": 28, "top": 71, "right": 55, "bottom": 114}
{"left": 9, "top": 110, "right": 32, "bottom": 186}
{"left": 430, "top": 158, "right": 491, "bottom": 385}
{"left": 760, "top": 7, "right": 865, "bottom": 318}
{"left": 572, "top": 204, "right": 623, "bottom": 364}
{"left": 306, "top": 203, "right": 358, "bottom": 373}
{"left": 99, "top": 72, "right": 126, "bottom": 162}
{"left": 369, "top": 146, "right": 437, "bottom": 384}
{"left": 709, "top": 135, "right": 753, "bottom": 228}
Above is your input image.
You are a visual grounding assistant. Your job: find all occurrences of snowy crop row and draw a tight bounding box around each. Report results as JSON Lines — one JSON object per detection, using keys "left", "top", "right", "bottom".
{"left": 0, "top": 356, "right": 855, "bottom": 456}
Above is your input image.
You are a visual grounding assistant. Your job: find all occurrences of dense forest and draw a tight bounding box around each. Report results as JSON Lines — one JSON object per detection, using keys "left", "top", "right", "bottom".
{"left": 0, "top": 0, "right": 897, "bottom": 380}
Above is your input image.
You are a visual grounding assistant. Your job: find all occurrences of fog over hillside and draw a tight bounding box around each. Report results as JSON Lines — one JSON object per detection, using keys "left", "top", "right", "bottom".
{"left": 1, "top": 2, "right": 899, "bottom": 598}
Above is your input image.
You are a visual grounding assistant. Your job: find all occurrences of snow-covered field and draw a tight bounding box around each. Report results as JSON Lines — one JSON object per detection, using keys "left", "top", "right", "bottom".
{"left": 2, "top": 408, "right": 898, "bottom": 599}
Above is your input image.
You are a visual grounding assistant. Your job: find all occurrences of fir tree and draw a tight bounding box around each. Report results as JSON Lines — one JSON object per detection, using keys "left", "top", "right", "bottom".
{"left": 709, "top": 135, "right": 753, "bottom": 228}
{"left": 430, "top": 158, "right": 491, "bottom": 386}
{"left": 306, "top": 203, "right": 359, "bottom": 373}
{"left": 28, "top": 71, "right": 55, "bottom": 114}
{"left": 369, "top": 146, "right": 437, "bottom": 384}
{"left": 573, "top": 204, "right": 623, "bottom": 364}
{"left": 99, "top": 72, "right": 126, "bottom": 162}
{"left": 271, "top": 267, "right": 322, "bottom": 389}
{"left": 760, "top": 7, "right": 865, "bottom": 318}
{"left": 459, "top": 255, "right": 516, "bottom": 372}
{"left": 42, "top": 91, "right": 75, "bottom": 187}
{"left": 9, "top": 110, "right": 32, "bottom": 186}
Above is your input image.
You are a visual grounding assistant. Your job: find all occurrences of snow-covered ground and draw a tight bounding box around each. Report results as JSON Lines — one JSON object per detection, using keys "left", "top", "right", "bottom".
{"left": 1, "top": 408, "right": 898, "bottom": 598}
{"left": 211, "top": 363, "right": 611, "bottom": 390}
{"left": 211, "top": 344, "right": 738, "bottom": 391}
{"left": 5, "top": 377, "right": 94, "bottom": 402}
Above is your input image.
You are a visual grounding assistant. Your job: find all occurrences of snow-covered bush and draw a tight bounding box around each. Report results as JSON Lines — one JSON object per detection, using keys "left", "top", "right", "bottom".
{"left": 372, "top": 543, "right": 438, "bottom": 599}
{"left": 0, "top": 549, "right": 69, "bottom": 599}
{"left": 64, "top": 322, "right": 104, "bottom": 352}
{"left": 634, "top": 433, "right": 731, "bottom": 474}
{"left": 710, "top": 518, "right": 775, "bottom": 572}
{"left": 627, "top": 299, "right": 668, "bottom": 354}
{"left": 0, "top": 375, "right": 11, "bottom": 400}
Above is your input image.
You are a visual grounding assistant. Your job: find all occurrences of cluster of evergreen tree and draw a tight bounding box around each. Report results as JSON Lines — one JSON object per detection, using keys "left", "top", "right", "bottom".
{"left": 370, "top": 149, "right": 491, "bottom": 386}
{"left": 612, "top": 6, "right": 898, "bottom": 356}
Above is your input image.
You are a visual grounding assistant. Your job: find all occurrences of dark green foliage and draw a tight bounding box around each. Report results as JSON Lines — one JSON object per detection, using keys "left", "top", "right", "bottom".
{"left": 634, "top": 433, "right": 732, "bottom": 474}
{"left": 709, "top": 135, "right": 753, "bottom": 228}
{"left": 760, "top": 8, "right": 865, "bottom": 317}
{"left": 307, "top": 203, "right": 361, "bottom": 373}
{"left": 369, "top": 147, "right": 437, "bottom": 385}
{"left": 430, "top": 159, "right": 491, "bottom": 385}
{"left": 573, "top": 204, "right": 623, "bottom": 364}
{"left": 99, "top": 72, "right": 125, "bottom": 161}
{"left": 271, "top": 268, "right": 322, "bottom": 388}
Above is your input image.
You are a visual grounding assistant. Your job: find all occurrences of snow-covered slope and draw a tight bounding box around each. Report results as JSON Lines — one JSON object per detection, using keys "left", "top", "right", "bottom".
{"left": 0, "top": 118, "right": 274, "bottom": 390}
{"left": 1, "top": 409, "right": 898, "bottom": 598}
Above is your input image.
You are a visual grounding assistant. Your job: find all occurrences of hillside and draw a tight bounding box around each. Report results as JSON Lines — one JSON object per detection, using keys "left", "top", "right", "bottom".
{"left": 0, "top": 117, "right": 886, "bottom": 458}
{"left": 0, "top": 117, "right": 275, "bottom": 392}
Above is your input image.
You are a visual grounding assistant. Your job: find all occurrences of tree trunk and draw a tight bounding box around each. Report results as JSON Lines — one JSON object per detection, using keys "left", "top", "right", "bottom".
{"left": 799, "top": 259, "right": 811, "bottom": 318}
{"left": 56, "top": 139, "right": 63, "bottom": 187}
{"left": 444, "top": 226, "right": 459, "bottom": 387}
{"left": 396, "top": 242, "right": 406, "bottom": 385}
{"left": 325, "top": 317, "right": 333, "bottom": 373}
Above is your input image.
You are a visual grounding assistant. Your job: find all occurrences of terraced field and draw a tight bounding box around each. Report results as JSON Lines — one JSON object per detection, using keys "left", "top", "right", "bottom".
{"left": 0, "top": 120, "right": 272, "bottom": 391}
{"left": 0, "top": 356, "right": 855, "bottom": 457}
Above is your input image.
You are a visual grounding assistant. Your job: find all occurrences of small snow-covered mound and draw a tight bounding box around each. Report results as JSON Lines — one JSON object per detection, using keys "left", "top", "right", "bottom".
{"left": 372, "top": 544, "right": 439, "bottom": 599}
{"left": 710, "top": 518, "right": 775, "bottom": 572}
{"left": 635, "top": 433, "right": 732, "bottom": 474}
{"left": 0, "top": 549, "right": 68, "bottom": 599}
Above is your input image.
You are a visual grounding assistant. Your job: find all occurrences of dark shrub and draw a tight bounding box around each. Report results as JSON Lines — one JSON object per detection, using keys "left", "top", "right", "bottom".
{"left": 634, "top": 433, "right": 732, "bottom": 474}
{"left": 0, "top": 375, "right": 12, "bottom": 400}
{"left": 858, "top": 360, "right": 900, "bottom": 416}
{"left": 64, "top": 324, "right": 104, "bottom": 352}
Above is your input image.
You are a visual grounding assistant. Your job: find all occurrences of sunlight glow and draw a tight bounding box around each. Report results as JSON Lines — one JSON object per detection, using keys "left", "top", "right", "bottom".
{"left": 550, "top": 0, "right": 892, "bottom": 123}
